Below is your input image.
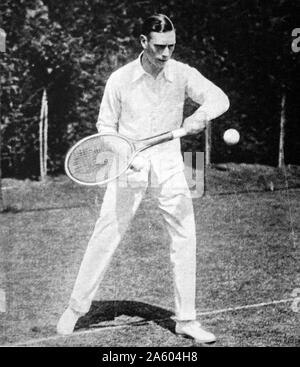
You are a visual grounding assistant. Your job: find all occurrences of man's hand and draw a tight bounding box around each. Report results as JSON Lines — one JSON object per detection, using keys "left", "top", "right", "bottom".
{"left": 183, "top": 111, "right": 208, "bottom": 135}
{"left": 130, "top": 155, "right": 149, "bottom": 172}
{"left": 130, "top": 155, "right": 148, "bottom": 172}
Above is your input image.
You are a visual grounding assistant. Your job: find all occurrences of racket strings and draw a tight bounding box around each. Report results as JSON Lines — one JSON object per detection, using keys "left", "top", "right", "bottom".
{"left": 72, "top": 148, "right": 101, "bottom": 174}
{"left": 67, "top": 135, "right": 133, "bottom": 184}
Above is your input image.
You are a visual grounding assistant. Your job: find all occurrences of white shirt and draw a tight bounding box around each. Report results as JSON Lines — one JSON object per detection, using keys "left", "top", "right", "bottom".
{"left": 97, "top": 54, "right": 229, "bottom": 183}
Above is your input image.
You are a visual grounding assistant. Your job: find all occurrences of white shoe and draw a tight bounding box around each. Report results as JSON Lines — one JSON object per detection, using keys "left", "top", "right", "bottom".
{"left": 176, "top": 320, "right": 216, "bottom": 344}
{"left": 57, "top": 307, "right": 81, "bottom": 335}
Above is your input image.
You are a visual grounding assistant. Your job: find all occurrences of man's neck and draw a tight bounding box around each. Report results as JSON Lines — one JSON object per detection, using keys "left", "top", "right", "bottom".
{"left": 141, "top": 53, "right": 162, "bottom": 79}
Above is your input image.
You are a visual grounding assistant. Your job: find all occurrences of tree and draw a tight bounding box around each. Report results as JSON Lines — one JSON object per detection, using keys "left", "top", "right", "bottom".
{"left": 211, "top": 0, "right": 299, "bottom": 165}
{"left": 0, "top": 0, "right": 86, "bottom": 178}
{"left": 0, "top": 0, "right": 299, "bottom": 179}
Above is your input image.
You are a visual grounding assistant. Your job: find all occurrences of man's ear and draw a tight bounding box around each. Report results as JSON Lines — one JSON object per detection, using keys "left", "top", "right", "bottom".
{"left": 140, "top": 34, "right": 148, "bottom": 50}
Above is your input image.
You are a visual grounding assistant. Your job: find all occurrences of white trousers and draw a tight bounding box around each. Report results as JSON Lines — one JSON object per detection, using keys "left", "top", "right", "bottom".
{"left": 69, "top": 169, "right": 197, "bottom": 321}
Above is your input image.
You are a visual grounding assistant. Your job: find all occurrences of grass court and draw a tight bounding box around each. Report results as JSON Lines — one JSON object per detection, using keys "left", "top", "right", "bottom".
{"left": 0, "top": 164, "right": 299, "bottom": 346}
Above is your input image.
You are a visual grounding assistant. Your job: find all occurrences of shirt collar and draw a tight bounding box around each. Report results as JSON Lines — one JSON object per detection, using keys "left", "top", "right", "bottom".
{"left": 131, "top": 52, "right": 174, "bottom": 83}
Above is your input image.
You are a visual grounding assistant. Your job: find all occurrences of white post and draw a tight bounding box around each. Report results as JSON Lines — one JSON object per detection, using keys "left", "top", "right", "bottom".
{"left": 43, "top": 89, "right": 48, "bottom": 179}
{"left": 205, "top": 120, "right": 211, "bottom": 167}
{"left": 39, "top": 89, "right": 46, "bottom": 181}
{"left": 278, "top": 92, "right": 286, "bottom": 168}
{"left": 0, "top": 28, "right": 6, "bottom": 212}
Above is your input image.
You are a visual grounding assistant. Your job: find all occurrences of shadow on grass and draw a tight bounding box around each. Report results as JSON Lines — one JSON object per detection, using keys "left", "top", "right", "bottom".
{"left": 74, "top": 300, "right": 176, "bottom": 334}
{"left": 0, "top": 204, "right": 87, "bottom": 214}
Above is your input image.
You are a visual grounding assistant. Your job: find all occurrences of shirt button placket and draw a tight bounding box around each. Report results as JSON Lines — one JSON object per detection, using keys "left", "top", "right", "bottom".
{"left": 151, "top": 109, "right": 158, "bottom": 134}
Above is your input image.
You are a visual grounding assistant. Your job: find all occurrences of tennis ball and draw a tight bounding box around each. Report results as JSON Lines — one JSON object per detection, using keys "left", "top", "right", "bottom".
{"left": 223, "top": 128, "right": 240, "bottom": 145}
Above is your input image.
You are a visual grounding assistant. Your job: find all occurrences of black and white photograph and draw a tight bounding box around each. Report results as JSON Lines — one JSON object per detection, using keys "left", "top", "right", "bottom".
{"left": 0, "top": 0, "right": 299, "bottom": 350}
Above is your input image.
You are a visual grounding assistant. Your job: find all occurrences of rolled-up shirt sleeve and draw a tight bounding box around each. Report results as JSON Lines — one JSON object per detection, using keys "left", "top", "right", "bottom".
{"left": 96, "top": 74, "right": 121, "bottom": 133}
{"left": 184, "top": 65, "right": 230, "bottom": 121}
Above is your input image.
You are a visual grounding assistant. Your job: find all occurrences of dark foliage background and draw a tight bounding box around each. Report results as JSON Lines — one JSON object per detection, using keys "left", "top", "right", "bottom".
{"left": 0, "top": 0, "right": 299, "bottom": 179}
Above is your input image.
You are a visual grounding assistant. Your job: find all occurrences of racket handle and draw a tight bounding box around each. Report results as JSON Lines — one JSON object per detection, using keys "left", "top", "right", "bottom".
{"left": 172, "top": 127, "right": 187, "bottom": 139}
{"left": 137, "top": 127, "right": 187, "bottom": 151}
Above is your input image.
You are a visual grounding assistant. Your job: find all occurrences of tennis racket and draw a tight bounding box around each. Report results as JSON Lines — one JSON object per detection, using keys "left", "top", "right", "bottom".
{"left": 65, "top": 128, "right": 187, "bottom": 186}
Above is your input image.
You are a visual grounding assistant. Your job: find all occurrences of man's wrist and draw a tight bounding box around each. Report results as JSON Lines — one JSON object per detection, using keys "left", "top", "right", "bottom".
{"left": 98, "top": 125, "right": 118, "bottom": 134}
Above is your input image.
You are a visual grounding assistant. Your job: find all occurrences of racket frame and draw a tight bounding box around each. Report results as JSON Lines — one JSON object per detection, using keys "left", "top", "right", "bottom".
{"left": 65, "top": 128, "right": 187, "bottom": 186}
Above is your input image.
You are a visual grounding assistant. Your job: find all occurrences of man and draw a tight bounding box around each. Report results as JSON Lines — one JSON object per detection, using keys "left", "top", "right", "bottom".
{"left": 57, "top": 14, "right": 229, "bottom": 344}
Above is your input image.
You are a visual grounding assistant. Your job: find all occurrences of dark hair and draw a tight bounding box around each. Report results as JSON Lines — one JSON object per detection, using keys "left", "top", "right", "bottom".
{"left": 141, "top": 14, "right": 175, "bottom": 37}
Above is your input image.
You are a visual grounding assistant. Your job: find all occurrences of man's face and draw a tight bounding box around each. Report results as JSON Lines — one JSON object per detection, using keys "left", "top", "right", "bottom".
{"left": 141, "top": 30, "right": 176, "bottom": 70}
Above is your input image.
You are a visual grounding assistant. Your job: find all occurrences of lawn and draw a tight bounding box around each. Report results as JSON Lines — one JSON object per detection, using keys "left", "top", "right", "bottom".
{"left": 0, "top": 164, "right": 299, "bottom": 346}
